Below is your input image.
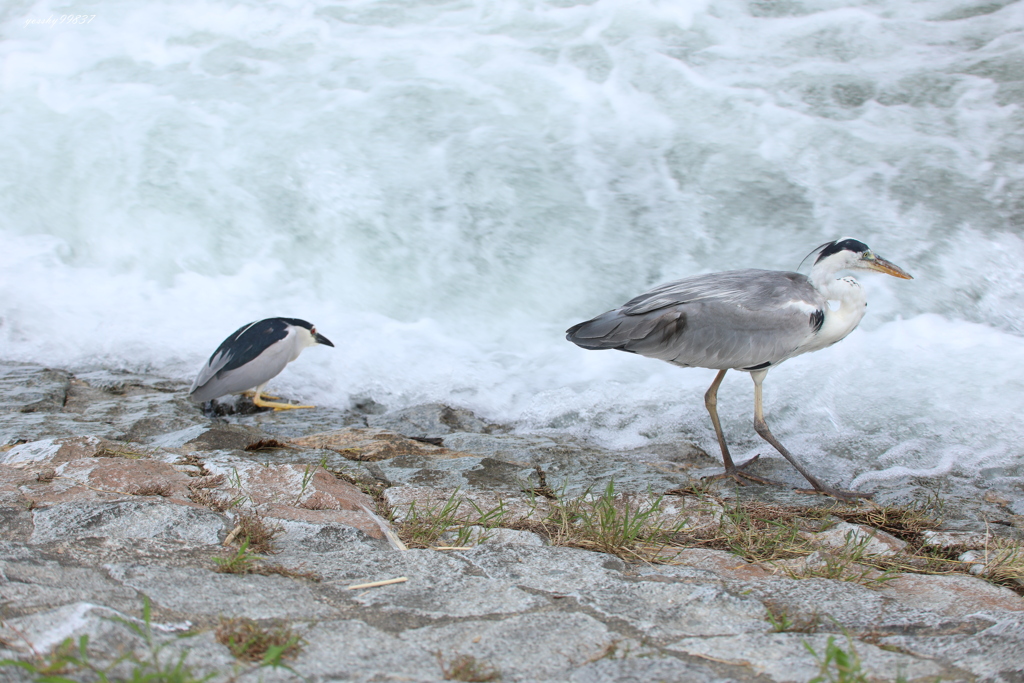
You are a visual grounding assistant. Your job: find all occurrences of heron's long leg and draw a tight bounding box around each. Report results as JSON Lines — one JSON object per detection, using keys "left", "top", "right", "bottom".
{"left": 702, "top": 369, "right": 784, "bottom": 487}
{"left": 704, "top": 369, "right": 737, "bottom": 470}
{"left": 749, "top": 370, "right": 872, "bottom": 501}
{"left": 251, "top": 389, "right": 316, "bottom": 412}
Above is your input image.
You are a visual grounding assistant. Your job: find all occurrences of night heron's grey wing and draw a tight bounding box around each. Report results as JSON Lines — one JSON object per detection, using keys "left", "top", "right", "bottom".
{"left": 189, "top": 319, "right": 292, "bottom": 401}
{"left": 190, "top": 321, "right": 256, "bottom": 393}
{"left": 567, "top": 269, "right": 827, "bottom": 370}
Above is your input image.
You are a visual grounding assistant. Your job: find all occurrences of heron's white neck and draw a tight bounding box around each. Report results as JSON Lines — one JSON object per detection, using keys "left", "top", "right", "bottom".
{"left": 809, "top": 252, "right": 853, "bottom": 290}
{"left": 809, "top": 275, "right": 867, "bottom": 351}
{"left": 286, "top": 327, "right": 318, "bottom": 363}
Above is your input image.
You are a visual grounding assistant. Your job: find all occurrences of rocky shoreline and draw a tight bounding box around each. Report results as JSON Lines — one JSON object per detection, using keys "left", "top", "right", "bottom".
{"left": 1, "top": 361, "right": 1023, "bottom": 682}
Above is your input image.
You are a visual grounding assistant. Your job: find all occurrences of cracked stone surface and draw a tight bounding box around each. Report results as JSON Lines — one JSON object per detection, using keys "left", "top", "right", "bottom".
{"left": 2, "top": 362, "right": 1023, "bottom": 683}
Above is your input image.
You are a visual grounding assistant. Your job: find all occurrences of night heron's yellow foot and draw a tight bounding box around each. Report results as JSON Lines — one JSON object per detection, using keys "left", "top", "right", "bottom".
{"left": 271, "top": 402, "right": 316, "bottom": 411}
{"left": 242, "top": 390, "right": 281, "bottom": 400}
{"left": 251, "top": 394, "right": 316, "bottom": 411}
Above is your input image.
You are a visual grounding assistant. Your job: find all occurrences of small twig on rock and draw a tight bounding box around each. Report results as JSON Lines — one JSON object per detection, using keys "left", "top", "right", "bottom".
{"left": 223, "top": 525, "right": 242, "bottom": 547}
{"left": 345, "top": 577, "right": 408, "bottom": 590}
{"left": 359, "top": 503, "right": 408, "bottom": 551}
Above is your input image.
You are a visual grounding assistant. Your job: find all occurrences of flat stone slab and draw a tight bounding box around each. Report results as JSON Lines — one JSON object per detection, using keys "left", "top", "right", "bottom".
{"left": 30, "top": 500, "right": 228, "bottom": 545}
{"left": 292, "top": 426, "right": 474, "bottom": 461}
{"left": 106, "top": 564, "right": 337, "bottom": 620}
{"left": 667, "top": 632, "right": 945, "bottom": 682}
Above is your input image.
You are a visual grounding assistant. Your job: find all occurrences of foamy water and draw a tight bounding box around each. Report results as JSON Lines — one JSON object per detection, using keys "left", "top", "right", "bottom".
{"left": 2, "top": 0, "right": 1023, "bottom": 489}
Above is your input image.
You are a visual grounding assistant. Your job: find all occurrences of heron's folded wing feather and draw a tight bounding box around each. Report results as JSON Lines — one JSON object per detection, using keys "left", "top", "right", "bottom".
{"left": 189, "top": 319, "right": 291, "bottom": 398}
{"left": 568, "top": 270, "right": 827, "bottom": 370}
{"left": 190, "top": 321, "right": 257, "bottom": 392}
{"left": 189, "top": 334, "right": 297, "bottom": 403}
{"left": 622, "top": 269, "right": 818, "bottom": 315}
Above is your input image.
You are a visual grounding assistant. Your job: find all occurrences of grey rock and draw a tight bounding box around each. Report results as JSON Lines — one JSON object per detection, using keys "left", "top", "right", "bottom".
{"left": 878, "top": 616, "right": 1024, "bottom": 683}
{"left": 804, "top": 521, "right": 907, "bottom": 556}
{"left": 740, "top": 576, "right": 994, "bottom": 636}
{"left": 423, "top": 431, "right": 697, "bottom": 496}
{"left": 107, "top": 564, "right": 337, "bottom": 620}
{"left": 342, "top": 549, "right": 549, "bottom": 619}
{"left": 0, "top": 508, "right": 34, "bottom": 542}
{"left": 150, "top": 423, "right": 278, "bottom": 451}
{"left": 31, "top": 500, "right": 228, "bottom": 545}
{"left": 568, "top": 656, "right": 743, "bottom": 683}
{"left": 462, "top": 543, "right": 630, "bottom": 593}
{"left": 144, "top": 425, "right": 211, "bottom": 448}
{"left": 367, "top": 402, "right": 493, "bottom": 438}
{"left": 0, "top": 561, "right": 140, "bottom": 619}
{"left": 582, "top": 579, "right": 768, "bottom": 639}
{"left": 272, "top": 517, "right": 386, "bottom": 555}
{"left": 0, "top": 364, "right": 70, "bottom": 415}
{"left": 668, "top": 632, "right": 946, "bottom": 682}
{"left": 0, "top": 602, "right": 149, "bottom": 661}
{"left": 376, "top": 455, "right": 537, "bottom": 492}
{"left": 446, "top": 526, "right": 546, "bottom": 546}
{"left": 72, "top": 370, "right": 185, "bottom": 395}
{"left": 222, "top": 403, "right": 369, "bottom": 439}
{"left": 279, "top": 619, "right": 436, "bottom": 682}
{"left": 876, "top": 573, "right": 1024, "bottom": 619}
{"left": 0, "top": 366, "right": 203, "bottom": 446}
{"left": 400, "top": 612, "right": 646, "bottom": 682}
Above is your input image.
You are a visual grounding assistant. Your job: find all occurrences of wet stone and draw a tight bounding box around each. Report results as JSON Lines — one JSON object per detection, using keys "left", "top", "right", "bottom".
{"left": 803, "top": 521, "right": 907, "bottom": 556}
{"left": 181, "top": 423, "right": 280, "bottom": 451}
{"left": 0, "top": 363, "right": 71, "bottom": 414}
{"left": 290, "top": 426, "right": 474, "bottom": 461}
{"left": 366, "top": 402, "right": 495, "bottom": 438}
{"left": 30, "top": 500, "right": 228, "bottom": 545}
{"left": 667, "top": 632, "right": 947, "bottom": 682}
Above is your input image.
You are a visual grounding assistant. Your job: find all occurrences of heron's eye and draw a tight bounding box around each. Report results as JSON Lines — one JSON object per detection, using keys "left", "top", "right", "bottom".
{"left": 862, "top": 251, "right": 875, "bottom": 260}
{"left": 310, "top": 326, "right": 316, "bottom": 335}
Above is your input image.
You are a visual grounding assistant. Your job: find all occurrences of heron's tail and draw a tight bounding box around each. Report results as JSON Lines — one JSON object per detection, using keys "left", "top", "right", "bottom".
{"left": 566, "top": 311, "right": 631, "bottom": 351}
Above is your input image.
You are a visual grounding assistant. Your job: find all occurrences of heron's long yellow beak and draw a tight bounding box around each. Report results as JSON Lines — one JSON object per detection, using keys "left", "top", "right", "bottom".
{"left": 863, "top": 253, "right": 913, "bottom": 279}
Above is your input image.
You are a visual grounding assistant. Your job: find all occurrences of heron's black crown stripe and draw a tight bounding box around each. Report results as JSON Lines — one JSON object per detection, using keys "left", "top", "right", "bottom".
{"left": 815, "top": 238, "right": 869, "bottom": 264}
{"left": 280, "top": 318, "right": 314, "bottom": 331}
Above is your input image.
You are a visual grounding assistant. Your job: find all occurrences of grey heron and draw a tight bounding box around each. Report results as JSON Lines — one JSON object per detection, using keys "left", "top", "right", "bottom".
{"left": 189, "top": 317, "right": 334, "bottom": 410}
{"left": 566, "top": 238, "right": 913, "bottom": 500}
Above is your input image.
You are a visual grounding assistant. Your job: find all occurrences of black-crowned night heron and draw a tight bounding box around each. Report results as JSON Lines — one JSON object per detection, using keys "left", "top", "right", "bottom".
{"left": 566, "top": 238, "right": 913, "bottom": 500}
{"left": 189, "top": 317, "right": 334, "bottom": 411}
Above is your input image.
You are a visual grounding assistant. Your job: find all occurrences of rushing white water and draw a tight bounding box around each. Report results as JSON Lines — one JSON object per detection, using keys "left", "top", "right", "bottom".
{"left": 2, "top": 0, "right": 1023, "bottom": 489}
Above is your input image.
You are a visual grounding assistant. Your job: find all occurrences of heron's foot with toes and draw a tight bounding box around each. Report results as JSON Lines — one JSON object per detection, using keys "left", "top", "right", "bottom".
{"left": 243, "top": 389, "right": 281, "bottom": 400}
{"left": 252, "top": 395, "right": 316, "bottom": 411}
{"left": 703, "top": 455, "right": 790, "bottom": 488}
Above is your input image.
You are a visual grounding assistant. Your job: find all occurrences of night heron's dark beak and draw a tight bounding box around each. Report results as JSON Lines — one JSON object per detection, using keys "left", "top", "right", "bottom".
{"left": 863, "top": 253, "right": 913, "bottom": 279}
{"left": 315, "top": 332, "right": 335, "bottom": 347}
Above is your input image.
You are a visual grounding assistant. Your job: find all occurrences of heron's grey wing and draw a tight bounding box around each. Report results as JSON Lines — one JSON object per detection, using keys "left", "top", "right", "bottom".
{"left": 189, "top": 335, "right": 297, "bottom": 403}
{"left": 621, "top": 269, "right": 815, "bottom": 314}
{"left": 189, "top": 321, "right": 257, "bottom": 395}
{"left": 567, "top": 269, "right": 827, "bottom": 370}
{"left": 189, "top": 319, "right": 291, "bottom": 401}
